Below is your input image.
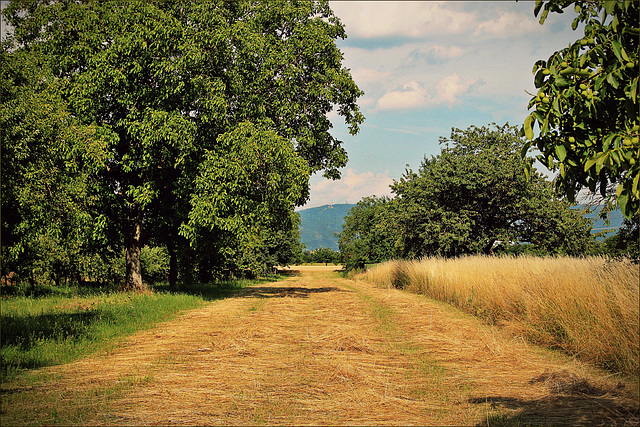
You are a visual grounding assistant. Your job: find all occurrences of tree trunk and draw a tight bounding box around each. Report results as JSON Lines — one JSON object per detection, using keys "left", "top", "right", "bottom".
{"left": 124, "top": 207, "right": 145, "bottom": 291}
{"left": 168, "top": 247, "right": 177, "bottom": 288}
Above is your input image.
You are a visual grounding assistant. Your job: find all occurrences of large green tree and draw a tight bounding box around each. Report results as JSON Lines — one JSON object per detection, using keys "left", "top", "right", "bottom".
{"left": 1, "top": 45, "right": 119, "bottom": 288}
{"left": 180, "top": 122, "right": 310, "bottom": 278}
{"left": 338, "top": 196, "right": 396, "bottom": 270}
{"left": 392, "top": 124, "right": 595, "bottom": 258}
{"left": 522, "top": 0, "right": 639, "bottom": 218}
{"left": 3, "top": 0, "right": 363, "bottom": 289}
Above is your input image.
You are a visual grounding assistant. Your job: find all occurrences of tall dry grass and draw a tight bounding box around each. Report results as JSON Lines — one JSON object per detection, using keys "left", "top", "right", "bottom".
{"left": 360, "top": 255, "right": 639, "bottom": 377}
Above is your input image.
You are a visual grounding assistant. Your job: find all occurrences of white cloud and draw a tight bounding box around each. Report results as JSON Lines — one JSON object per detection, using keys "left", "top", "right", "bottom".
{"left": 429, "top": 44, "right": 465, "bottom": 59}
{"left": 304, "top": 168, "right": 394, "bottom": 208}
{"left": 330, "top": 1, "right": 476, "bottom": 39}
{"left": 376, "top": 80, "right": 430, "bottom": 111}
{"left": 350, "top": 67, "right": 392, "bottom": 87}
{"left": 374, "top": 74, "right": 477, "bottom": 111}
{"left": 408, "top": 44, "right": 466, "bottom": 64}
{"left": 434, "top": 73, "right": 477, "bottom": 105}
{"left": 475, "top": 11, "right": 540, "bottom": 38}
{"left": 331, "top": 2, "right": 543, "bottom": 42}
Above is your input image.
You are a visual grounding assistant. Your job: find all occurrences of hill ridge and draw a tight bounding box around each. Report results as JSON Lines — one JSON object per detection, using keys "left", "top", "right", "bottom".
{"left": 298, "top": 203, "right": 355, "bottom": 251}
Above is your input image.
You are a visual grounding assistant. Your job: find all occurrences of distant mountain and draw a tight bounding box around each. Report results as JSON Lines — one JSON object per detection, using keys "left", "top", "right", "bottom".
{"left": 298, "top": 203, "right": 625, "bottom": 252}
{"left": 298, "top": 204, "right": 355, "bottom": 251}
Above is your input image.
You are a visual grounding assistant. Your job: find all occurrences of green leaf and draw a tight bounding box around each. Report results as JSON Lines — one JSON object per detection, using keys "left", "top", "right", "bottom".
{"left": 584, "top": 158, "right": 597, "bottom": 171}
{"left": 595, "top": 153, "right": 607, "bottom": 174}
{"left": 539, "top": 8, "right": 549, "bottom": 24}
{"left": 579, "top": 54, "right": 588, "bottom": 68}
{"left": 571, "top": 18, "right": 579, "bottom": 31}
{"left": 559, "top": 68, "right": 594, "bottom": 78}
{"left": 554, "top": 75, "right": 571, "bottom": 88}
{"left": 617, "top": 190, "right": 629, "bottom": 215}
{"left": 555, "top": 144, "right": 567, "bottom": 161}
{"left": 600, "top": 174, "right": 609, "bottom": 198}
{"left": 534, "top": 69, "right": 546, "bottom": 88}
{"left": 541, "top": 110, "right": 551, "bottom": 134}
{"left": 534, "top": 0, "right": 544, "bottom": 16}
{"left": 524, "top": 114, "right": 534, "bottom": 140}
{"left": 606, "top": 73, "right": 620, "bottom": 89}
{"left": 610, "top": 39, "right": 625, "bottom": 63}
{"left": 523, "top": 161, "right": 531, "bottom": 181}
{"left": 603, "top": 134, "right": 615, "bottom": 151}
{"left": 604, "top": 0, "right": 616, "bottom": 16}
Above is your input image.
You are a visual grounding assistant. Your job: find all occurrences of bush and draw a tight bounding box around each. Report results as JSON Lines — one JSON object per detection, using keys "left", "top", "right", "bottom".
{"left": 141, "top": 246, "right": 169, "bottom": 284}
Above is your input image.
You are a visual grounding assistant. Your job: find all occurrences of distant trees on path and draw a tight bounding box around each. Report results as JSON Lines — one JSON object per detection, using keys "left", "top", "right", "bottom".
{"left": 339, "top": 124, "right": 600, "bottom": 268}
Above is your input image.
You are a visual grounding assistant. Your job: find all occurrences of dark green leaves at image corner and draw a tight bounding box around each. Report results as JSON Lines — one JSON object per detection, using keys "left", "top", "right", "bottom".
{"left": 523, "top": 0, "right": 639, "bottom": 218}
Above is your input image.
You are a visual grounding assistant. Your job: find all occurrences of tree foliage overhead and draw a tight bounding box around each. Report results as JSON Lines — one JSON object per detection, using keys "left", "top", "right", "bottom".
{"left": 2, "top": 0, "right": 363, "bottom": 288}
{"left": 522, "top": 0, "right": 639, "bottom": 218}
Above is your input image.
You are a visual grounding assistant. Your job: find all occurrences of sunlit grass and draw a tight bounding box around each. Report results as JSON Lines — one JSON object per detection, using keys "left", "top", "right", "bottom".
{"left": 0, "top": 279, "right": 269, "bottom": 382}
{"left": 360, "top": 255, "right": 639, "bottom": 377}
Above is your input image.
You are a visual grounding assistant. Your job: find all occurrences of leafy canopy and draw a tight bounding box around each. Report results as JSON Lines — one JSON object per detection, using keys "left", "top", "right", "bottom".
{"left": 391, "top": 124, "right": 595, "bottom": 258}
{"left": 522, "top": 0, "right": 639, "bottom": 218}
{"left": 2, "top": 0, "right": 364, "bottom": 286}
{"left": 338, "top": 196, "right": 395, "bottom": 270}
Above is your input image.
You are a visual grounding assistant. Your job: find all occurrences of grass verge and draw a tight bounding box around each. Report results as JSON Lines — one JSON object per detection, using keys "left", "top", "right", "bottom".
{"left": 0, "top": 278, "right": 274, "bottom": 382}
{"left": 360, "top": 255, "right": 639, "bottom": 378}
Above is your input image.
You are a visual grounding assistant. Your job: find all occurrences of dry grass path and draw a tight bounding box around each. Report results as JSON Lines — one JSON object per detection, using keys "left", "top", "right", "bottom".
{"left": 3, "top": 268, "right": 638, "bottom": 425}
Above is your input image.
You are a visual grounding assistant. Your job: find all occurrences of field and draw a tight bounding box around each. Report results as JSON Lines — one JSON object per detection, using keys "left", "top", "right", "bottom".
{"left": 1, "top": 266, "right": 638, "bottom": 425}
{"left": 359, "top": 255, "right": 640, "bottom": 378}
{"left": 0, "top": 280, "right": 263, "bottom": 381}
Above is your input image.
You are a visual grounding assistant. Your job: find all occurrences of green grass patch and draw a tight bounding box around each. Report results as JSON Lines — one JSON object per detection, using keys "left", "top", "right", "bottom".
{"left": 0, "top": 278, "right": 273, "bottom": 382}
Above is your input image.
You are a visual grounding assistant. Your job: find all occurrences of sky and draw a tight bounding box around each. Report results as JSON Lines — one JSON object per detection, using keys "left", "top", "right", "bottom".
{"left": 302, "top": 1, "right": 582, "bottom": 209}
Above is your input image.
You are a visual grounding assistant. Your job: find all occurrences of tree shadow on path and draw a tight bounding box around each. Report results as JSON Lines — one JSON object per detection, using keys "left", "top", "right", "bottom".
{"left": 239, "top": 286, "right": 347, "bottom": 299}
{"left": 472, "top": 394, "right": 638, "bottom": 426}
{"left": 471, "top": 370, "right": 639, "bottom": 426}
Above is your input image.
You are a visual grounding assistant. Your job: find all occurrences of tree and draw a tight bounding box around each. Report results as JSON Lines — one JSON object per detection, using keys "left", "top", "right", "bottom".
{"left": 1, "top": 45, "right": 118, "bottom": 288}
{"left": 392, "top": 124, "right": 595, "bottom": 258}
{"left": 603, "top": 215, "right": 640, "bottom": 259}
{"left": 3, "top": 0, "right": 363, "bottom": 289}
{"left": 180, "top": 122, "right": 310, "bottom": 278}
{"left": 338, "top": 196, "right": 396, "bottom": 270}
{"left": 310, "top": 247, "right": 340, "bottom": 265}
{"left": 522, "top": 0, "right": 639, "bottom": 218}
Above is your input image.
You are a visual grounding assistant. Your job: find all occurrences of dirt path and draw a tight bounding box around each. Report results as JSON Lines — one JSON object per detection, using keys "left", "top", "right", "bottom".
{"left": 4, "top": 269, "right": 639, "bottom": 425}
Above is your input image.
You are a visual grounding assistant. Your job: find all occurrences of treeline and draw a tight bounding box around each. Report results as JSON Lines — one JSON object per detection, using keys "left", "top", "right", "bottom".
{"left": 338, "top": 124, "right": 639, "bottom": 271}
{"left": 1, "top": 0, "right": 364, "bottom": 290}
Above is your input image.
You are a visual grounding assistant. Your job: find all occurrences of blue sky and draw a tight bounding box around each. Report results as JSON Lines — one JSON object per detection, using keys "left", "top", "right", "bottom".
{"left": 302, "top": 1, "right": 581, "bottom": 209}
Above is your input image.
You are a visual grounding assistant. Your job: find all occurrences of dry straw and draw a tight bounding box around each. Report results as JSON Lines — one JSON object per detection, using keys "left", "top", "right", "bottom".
{"left": 361, "top": 255, "right": 640, "bottom": 377}
{"left": 3, "top": 267, "right": 638, "bottom": 425}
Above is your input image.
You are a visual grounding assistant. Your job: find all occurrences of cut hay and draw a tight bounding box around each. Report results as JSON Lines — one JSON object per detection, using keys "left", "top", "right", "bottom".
{"left": 1, "top": 270, "right": 637, "bottom": 426}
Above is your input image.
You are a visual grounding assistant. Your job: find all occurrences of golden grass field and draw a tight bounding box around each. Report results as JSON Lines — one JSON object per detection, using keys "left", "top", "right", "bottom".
{"left": 2, "top": 267, "right": 638, "bottom": 425}
{"left": 359, "top": 255, "right": 640, "bottom": 378}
